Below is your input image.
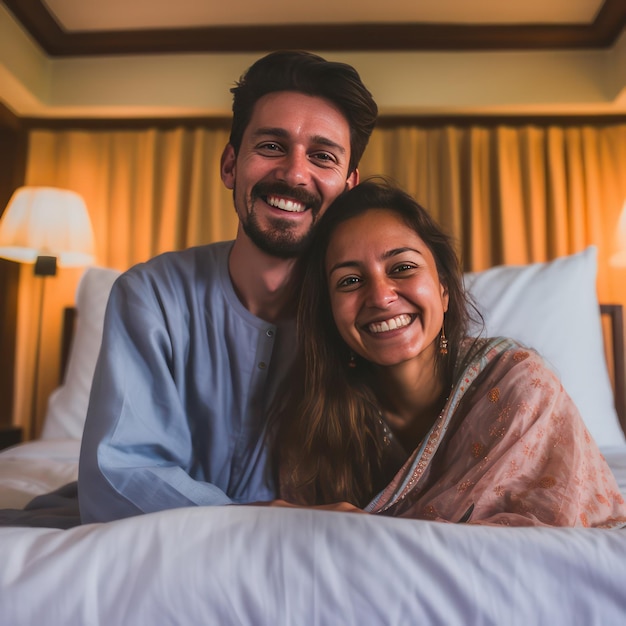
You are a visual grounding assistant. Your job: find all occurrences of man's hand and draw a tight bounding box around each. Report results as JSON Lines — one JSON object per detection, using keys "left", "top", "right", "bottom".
{"left": 249, "top": 499, "right": 366, "bottom": 513}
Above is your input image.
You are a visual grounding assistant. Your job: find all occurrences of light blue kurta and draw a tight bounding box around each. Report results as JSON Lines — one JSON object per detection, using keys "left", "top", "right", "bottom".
{"left": 78, "top": 242, "right": 294, "bottom": 523}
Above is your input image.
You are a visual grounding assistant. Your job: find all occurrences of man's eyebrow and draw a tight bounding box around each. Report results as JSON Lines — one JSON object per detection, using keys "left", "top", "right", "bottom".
{"left": 252, "top": 127, "right": 289, "bottom": 139}
{"left": 311, "top": 135, "right": 346, "bottom": 153}
{"left": 252, "top": 128, "right": 346, "bottom": 153}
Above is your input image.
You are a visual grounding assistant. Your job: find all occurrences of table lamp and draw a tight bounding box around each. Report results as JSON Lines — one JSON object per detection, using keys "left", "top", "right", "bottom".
{"left": 0, "top": 186, "right": 95, "bottom": 438}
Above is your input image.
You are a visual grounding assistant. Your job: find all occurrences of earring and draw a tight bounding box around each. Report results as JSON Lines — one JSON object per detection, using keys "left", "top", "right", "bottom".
{"left": 348, "top": 351, "right": 357, "bottom": 368}
{"left": 439, "top": 322, "right": 449, "bottom": 356}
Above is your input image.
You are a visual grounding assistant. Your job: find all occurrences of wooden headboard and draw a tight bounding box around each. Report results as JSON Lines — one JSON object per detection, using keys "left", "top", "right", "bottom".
{"left": 58, "top": 304, "right": 626, "bottom": 437}
{"left": 60, "top": 306, "right": 76, "bottom": 386}
{"left": 600, "top": 304, "right": 626, "bottom": 433}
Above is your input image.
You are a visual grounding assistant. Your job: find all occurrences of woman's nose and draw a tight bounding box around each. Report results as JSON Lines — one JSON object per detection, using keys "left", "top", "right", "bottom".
{"left": 365, "top": 275, "right": 397, "bottom": 307}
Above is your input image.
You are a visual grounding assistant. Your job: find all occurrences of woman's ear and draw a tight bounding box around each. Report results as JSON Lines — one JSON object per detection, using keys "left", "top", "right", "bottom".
{"left": 220, "top": 144, "right": 236, "bottom": 190}
{"left": 441, "top": 283, "right": 450, "bottom": 313}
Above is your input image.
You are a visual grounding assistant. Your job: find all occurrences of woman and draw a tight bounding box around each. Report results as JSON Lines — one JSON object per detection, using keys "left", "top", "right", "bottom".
{"left": 274, "top": 180, "right": 626, "bottom": 527}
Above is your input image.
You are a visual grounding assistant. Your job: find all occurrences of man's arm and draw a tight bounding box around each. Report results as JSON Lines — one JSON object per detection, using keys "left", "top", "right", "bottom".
{"left": 78, "top": 273, "right": 233, "bottom": 523}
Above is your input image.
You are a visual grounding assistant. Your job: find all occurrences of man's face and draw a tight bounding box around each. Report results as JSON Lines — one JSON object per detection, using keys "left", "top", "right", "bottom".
{"left": 221, "top": 91, "right": 358, "bottom": 258}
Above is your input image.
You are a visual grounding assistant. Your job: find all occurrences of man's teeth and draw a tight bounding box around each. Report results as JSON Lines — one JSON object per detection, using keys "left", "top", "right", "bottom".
{"left": 368, "top": 314, "right": 412, "bottom": 334}
{"left": 267, "top": 196, "right": 306, "bottom": 213}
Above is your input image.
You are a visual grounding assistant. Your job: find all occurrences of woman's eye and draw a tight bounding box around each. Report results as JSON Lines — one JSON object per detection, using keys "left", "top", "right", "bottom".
{"left": 391, "top": 263, "right": 416, "bottom": 274}
{"left": 337, "top": 275, "right": 360, "bottom": 288}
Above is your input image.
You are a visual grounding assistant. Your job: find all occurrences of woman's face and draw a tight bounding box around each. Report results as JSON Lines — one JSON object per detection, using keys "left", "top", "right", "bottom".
{"left": 326, "top": 208, "right": 449, "bottom": 369}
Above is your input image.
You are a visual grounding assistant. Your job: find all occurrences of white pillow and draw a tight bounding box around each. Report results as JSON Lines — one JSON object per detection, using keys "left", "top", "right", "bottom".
{"left": 463, "top": 246, "right": 626, "bottom": 449}
{"left": 41, "top": 267, "right": 121, "bottom": 440}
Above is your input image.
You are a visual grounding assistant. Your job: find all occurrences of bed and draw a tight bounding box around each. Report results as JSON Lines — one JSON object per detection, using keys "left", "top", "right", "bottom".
{"left": 1, "top": 246, "right": 625, "bottom": 625}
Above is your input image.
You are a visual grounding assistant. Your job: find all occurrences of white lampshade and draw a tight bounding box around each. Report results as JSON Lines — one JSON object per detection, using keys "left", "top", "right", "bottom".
{"left": 0, "top": 186, "right": 95, "bottom": 267}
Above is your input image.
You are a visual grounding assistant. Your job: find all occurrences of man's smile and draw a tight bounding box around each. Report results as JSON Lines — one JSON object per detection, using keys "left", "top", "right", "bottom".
{"left": 266, "top": 195, "right": 307, "bottom": 213}
{"left": 252, "top": 181, "right": 321, "bottom": 216}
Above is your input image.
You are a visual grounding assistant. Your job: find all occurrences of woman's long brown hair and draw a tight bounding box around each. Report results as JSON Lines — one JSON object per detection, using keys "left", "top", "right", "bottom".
{"left": 273, "top": 180, "right": 480, "bottom": 507}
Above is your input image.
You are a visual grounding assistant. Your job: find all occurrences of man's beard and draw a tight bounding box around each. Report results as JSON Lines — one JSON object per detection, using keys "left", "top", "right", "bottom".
{"left": 238, "top": 182, "right": 323, "bottom": 259}
{"left": 241, "top": 211, "right": 314, "bottom": 258}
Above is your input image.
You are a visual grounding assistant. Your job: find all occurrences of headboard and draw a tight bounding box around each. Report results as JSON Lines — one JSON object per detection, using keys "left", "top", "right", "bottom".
{"left": 60, "top": 306, "right": 76, "bottom": 386}
{"left": 600, "top": 304, "right": 626, "bottom": 431}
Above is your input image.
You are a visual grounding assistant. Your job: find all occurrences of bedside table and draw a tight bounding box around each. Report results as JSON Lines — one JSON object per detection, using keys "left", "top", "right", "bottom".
{"left": 0, "top": 425, "right": 23, "bottom": 451}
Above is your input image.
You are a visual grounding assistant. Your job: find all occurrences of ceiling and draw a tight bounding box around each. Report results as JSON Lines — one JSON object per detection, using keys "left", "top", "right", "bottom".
{"left": 1, "top": 0, "right": 625, "bottom": 119}
{"left": 3, "top": 0, "right": 625, "bottom": 56}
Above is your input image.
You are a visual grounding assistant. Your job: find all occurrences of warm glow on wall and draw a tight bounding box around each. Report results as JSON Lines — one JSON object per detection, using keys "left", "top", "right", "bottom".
{"left": 611, "top": 200, "right": 626, "bottom": 268}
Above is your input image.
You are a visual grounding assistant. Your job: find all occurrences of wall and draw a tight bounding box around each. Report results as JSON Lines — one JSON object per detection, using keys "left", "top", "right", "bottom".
{"left": 0, "top": 102, "right": 26, "bottom": 427}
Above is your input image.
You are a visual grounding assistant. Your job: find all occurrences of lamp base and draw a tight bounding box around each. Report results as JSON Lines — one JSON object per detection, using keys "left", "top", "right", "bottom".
{"left": 34, "top": 255, "right": 57, "bottom": 276}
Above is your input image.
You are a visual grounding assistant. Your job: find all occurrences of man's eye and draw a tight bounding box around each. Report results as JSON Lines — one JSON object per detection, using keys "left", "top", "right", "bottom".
{"left": 258, "top": 143, "right": 283, "bottom": 152}
{"left": 312, "top": 152, "right": 337, "bottom": 165}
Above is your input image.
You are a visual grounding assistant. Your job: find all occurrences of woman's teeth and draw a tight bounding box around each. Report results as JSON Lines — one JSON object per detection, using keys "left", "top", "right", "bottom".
{"left": 368, "top": 314, "right": 412, "bottom": 334}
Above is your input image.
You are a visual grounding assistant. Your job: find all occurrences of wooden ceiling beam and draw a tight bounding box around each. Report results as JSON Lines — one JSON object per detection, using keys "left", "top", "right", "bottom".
{"left": 2, "top": 0, "right": 625, "bottom": 56}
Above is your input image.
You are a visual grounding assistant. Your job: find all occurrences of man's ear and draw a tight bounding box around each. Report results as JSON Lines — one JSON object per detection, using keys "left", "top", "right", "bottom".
{"left": 346, "top": 168, "right": 359, "bottom": 190}
{"left": 220, "top": 144, "right": 236, "bottom": 190}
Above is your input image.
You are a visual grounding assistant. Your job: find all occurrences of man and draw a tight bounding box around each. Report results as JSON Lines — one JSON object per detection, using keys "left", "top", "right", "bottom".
{"left": 78, "top": 50, "right": 378, "bottom": 522}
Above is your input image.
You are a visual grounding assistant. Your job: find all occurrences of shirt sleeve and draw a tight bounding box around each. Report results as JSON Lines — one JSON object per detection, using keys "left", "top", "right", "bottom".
{"left": 78, "top": 270, "right": 233, "bottom": 523}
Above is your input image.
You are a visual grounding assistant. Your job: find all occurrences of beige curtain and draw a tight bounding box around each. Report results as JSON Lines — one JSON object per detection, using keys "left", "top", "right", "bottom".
{"left": 359, "top": 123, "right": 626, "bottom": 282}
{"left": 25, "top": 127, "right": 238, "bottom": 269}
{"left": 15, "top": 120, "right": 626, "bottom": 436}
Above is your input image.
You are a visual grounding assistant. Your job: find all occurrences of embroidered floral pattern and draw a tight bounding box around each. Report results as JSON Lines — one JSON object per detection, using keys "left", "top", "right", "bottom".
{"left": 537, "top": 476, "right": 557, "bottom": 488}
{"left": 471, "top": 442, "right": 484, "bottom": 458}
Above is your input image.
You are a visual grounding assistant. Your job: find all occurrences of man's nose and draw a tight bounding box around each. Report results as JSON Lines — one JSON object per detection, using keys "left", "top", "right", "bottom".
{"left": 276, "top": 149, "right": 310, "bottom": 186}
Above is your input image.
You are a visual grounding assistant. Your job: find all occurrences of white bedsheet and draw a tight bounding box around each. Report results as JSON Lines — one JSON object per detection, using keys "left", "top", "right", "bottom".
{"left": 1, "top": 440, "right": 625, "bottom": 626}
{"left": 1, "top": 505, "right": 625, "bottom": 625}
{"left": 0, "top": 439, "right": 79, "bottom": 509}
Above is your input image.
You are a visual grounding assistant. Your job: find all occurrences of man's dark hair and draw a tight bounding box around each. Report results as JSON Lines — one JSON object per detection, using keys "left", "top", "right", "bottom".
{"left": 229, "top": 51, "right": 378, "bottom": 174}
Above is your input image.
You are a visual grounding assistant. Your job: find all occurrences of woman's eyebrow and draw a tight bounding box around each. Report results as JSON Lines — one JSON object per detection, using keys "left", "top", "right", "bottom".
{"left": 328, "top": 247, "right": 423, "bottom": 275}
{"left": 383, "top": 247, "right": 423, "bottom": 259}
{"left": 328, "top": 259, "right": 360, "bottom": 275}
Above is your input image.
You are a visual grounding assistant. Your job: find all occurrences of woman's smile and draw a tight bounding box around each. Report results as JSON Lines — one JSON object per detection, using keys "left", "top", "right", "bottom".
{"left": 364, "top": 313, "right": 416, "bottom": 335}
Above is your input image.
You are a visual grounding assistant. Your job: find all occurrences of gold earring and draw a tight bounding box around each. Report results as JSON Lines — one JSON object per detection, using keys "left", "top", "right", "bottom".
{"left": 439, "top": 323, "right": 449, "bottom": 356}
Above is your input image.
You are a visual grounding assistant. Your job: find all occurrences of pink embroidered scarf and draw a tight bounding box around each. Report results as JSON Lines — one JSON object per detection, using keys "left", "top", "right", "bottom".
{"left": 366, "top": 337, "right": 626, "bottom": 528}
